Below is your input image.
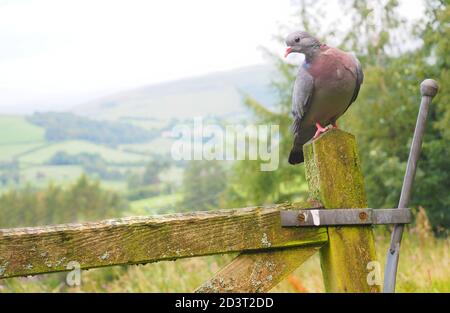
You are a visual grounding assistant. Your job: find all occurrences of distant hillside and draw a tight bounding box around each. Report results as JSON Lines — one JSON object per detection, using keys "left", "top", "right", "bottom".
{"left": 28, "top": 112, "right": 158, "bottom": 145}
{"left": 72, "top": 64, "right": 278, "bottom": 120}
{"left": 0, "top": 115, "right": 45, "bottom": 145}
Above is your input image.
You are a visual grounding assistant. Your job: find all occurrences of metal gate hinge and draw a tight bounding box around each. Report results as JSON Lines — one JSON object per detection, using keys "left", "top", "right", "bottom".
{"left": 280, "top": 208, "right": 411, "bottom": 227}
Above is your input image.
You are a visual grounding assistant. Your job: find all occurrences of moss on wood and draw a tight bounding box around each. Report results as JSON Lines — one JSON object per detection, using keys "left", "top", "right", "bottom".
{"left": 304, "top": 129, "right": 380, "bottom": 293}
{"left": 196, "top": 245, "right": 322, "bottom": 293}
{"left": 0, "top": 202, "right": 327, "bottom": 279}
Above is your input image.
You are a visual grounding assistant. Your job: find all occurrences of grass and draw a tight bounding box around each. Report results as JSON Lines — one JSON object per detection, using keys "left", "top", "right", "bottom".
{"left": 18, "top": 140, "right": 149, "bottom": 165}
{"left": 119, "top": 137, "right": 174, "bottom": 155}
{"left": 2, "top": 165, "right": 128, "bottom": 193}
{"left": 272, "top": 228, "right": 450, "bottom": 293}
{"left": 0, "top": 165, "right": 85, "bottom": 194}
{"left": 100, "top": 180, "right": 128, "bottom": 192}
{"left": 128, "top": 193, "right": 183, "bottom": 215}
{"left": 20, "top": 165, "right": 84, "bottom": 186}
{"left": 0, "top": 115, "right": 45, "bottom": 145}
{"left": 159, "top": 166, "right": 184, "bottom": 185}
{"left": 0, "top": 142, "right": 46, "bottom": 162}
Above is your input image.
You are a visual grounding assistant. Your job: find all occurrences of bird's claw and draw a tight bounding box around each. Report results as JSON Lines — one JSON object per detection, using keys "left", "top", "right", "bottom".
{"left": 313, "top": 122, "right": 328, "bottom": 139}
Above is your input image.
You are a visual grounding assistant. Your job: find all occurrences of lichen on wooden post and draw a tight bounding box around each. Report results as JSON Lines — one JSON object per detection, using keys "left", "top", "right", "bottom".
{"left": 0, "top": 204, "right": 328, "bottom": 279}
{"left": 303, "top": 128, "right": 380, "bottom": 292}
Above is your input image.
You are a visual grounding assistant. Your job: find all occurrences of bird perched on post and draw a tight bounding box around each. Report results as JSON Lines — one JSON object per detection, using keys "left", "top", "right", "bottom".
{"left": 285, "top": 31, "right": 364, "bottom": 164}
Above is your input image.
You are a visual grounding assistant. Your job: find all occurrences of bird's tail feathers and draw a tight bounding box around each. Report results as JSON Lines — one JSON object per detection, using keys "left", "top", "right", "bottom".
{"left": 288, "top": 147, "right": 304, "bottom": 164}
{"left": 289, "top": 124, "right": 316, "bottom": 165}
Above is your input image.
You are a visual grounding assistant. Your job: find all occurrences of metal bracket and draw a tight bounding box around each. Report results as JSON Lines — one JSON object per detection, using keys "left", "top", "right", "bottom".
{"left": 280, "top": 208, "right": 411, "bottom": 227}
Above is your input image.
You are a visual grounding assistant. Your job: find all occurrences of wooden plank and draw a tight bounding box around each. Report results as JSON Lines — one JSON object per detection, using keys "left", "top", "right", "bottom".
{"left": 304, "top": 129, "right": 380, "bottom": 293}
{"left": 195, "top": 245, "right": 322, "bottom": 293}
{"left": 0, "top": 203, "right": 328, "bottom": 279}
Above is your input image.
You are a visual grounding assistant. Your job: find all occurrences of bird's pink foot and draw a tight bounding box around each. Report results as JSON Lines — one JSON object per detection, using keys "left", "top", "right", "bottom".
{"left": 332, "top": 122, "right": 338, "bottom": 128}
{"left": 313, "top": 122, "right": 328, "bottom": 139}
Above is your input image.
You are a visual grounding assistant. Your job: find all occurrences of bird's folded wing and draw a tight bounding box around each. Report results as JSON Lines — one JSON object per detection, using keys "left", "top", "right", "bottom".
{"left": 339, "top": 54, "right": 364, "bottom": 117}
{"left": 292, "top": 65, "right": 314, "bottom": 133}
{"left": 349, "top": 55, "right": 364, "bottom": 104}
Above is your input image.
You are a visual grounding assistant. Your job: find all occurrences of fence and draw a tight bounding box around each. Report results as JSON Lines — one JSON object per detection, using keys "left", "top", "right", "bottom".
{"left": 0, "top": 129, "right": 382, "bottom": 292}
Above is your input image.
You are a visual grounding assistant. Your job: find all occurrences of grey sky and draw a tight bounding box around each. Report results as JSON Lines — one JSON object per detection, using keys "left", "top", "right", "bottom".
{"left": 0, "top": 0, "right": 424, "bottom": 113}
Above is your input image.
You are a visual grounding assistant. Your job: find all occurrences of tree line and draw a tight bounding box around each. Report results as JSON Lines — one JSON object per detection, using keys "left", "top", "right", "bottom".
{"left": 28, "top": 112, "right": 158, "bottom": 146}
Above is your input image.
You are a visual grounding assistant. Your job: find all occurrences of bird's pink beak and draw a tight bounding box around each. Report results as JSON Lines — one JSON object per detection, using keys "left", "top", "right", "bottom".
{"left": 284, "top": 47, "right": 292, "bottom": 58}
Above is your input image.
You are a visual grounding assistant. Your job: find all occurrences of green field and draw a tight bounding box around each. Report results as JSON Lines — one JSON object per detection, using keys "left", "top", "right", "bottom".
{"left": 0, "top": 115, "right": 45, "bottom": 145}
{"left": 18, "top": 140, "right": 149, "bottom": 165}
{"left": 20, "top": 165, "right": 84, "bottom": 185}
{"left": 0, "top": 142, "right": 46, "bottom": 162}
{"left": 0, "top": 114, "right": 170, "bottom": 193}
{"left": 129, "top": 193, "right": 183, "bottom": 215}
{"left": 119, "top": 137, "right": 174, "bottom": 155}
{"left": 101, "top": 180, "right": 128, "bottom": 192}
{"left": 159, "top": 166, "right": 183, "bottom": 185}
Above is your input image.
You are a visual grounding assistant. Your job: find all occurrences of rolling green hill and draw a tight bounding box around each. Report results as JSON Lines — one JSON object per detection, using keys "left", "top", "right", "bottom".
{"left": 72, "top": 64, "right": 277, "bottom": 120}
{"left": 0, "top": 115, "right": 45, "bottom": 145}
{"left": 0, "top": 142, "right": 45, "bottom": 162}
{"left": 0, "top": 65, "right": 273, "bottom": 203}
{"left": 0, "top": 113, "right": 178, "bottom": 199}
{"left": 18, "top": 140, "right": 149, "bottom": 165}
{"left": 0, "top": 115, "right": 143, "bottom": 191}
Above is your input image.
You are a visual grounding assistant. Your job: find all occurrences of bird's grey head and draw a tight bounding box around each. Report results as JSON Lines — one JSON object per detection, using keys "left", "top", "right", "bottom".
{"left": 285, "top": 31, "right": 321, "bottom": 61}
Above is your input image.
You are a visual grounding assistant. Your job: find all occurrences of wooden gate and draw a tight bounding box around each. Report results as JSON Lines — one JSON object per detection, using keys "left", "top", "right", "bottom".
{"left": 0, "top": 129, "right": 380, "bottom": 292}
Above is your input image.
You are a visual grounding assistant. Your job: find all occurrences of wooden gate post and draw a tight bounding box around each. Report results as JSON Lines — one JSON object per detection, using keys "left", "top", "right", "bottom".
{"left": 303, "top": 129, "right": 380, "bottom": 292}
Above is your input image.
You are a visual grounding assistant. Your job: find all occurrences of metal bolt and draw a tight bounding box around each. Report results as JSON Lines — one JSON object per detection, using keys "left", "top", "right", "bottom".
{"left": 297, "top": 212, "right": 307, "bottom": 223}
{"left": 359, "top": 211, "right": 368, "bottom": 221}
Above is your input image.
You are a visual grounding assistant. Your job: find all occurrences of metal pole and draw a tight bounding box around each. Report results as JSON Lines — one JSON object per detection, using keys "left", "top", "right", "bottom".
{"left": 383, "top": 79, "right": 439, "bottom": 293}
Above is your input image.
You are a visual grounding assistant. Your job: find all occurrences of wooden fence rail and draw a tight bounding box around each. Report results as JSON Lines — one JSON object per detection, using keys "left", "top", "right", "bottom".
{"left": 0, "top": 204, "right": 327, "bottom": 279}
{"left": 0, "top": 129, "right": 380, "bottom": 293}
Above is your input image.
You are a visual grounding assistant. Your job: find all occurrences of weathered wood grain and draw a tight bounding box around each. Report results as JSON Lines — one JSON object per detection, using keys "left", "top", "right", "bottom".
{"left": 0, "top": 203, "right": 327, "bottom": 279}
{"left": 195, "top": 245, "right": 322, "bottom": 293}
{"left": 304, "top": 129, "right": 380, "bottom": 293}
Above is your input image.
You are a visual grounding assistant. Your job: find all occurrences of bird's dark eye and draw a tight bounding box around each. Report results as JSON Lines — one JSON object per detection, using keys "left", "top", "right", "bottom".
{"left": 295, "top": 37, "right": 300, "bottom": 43}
